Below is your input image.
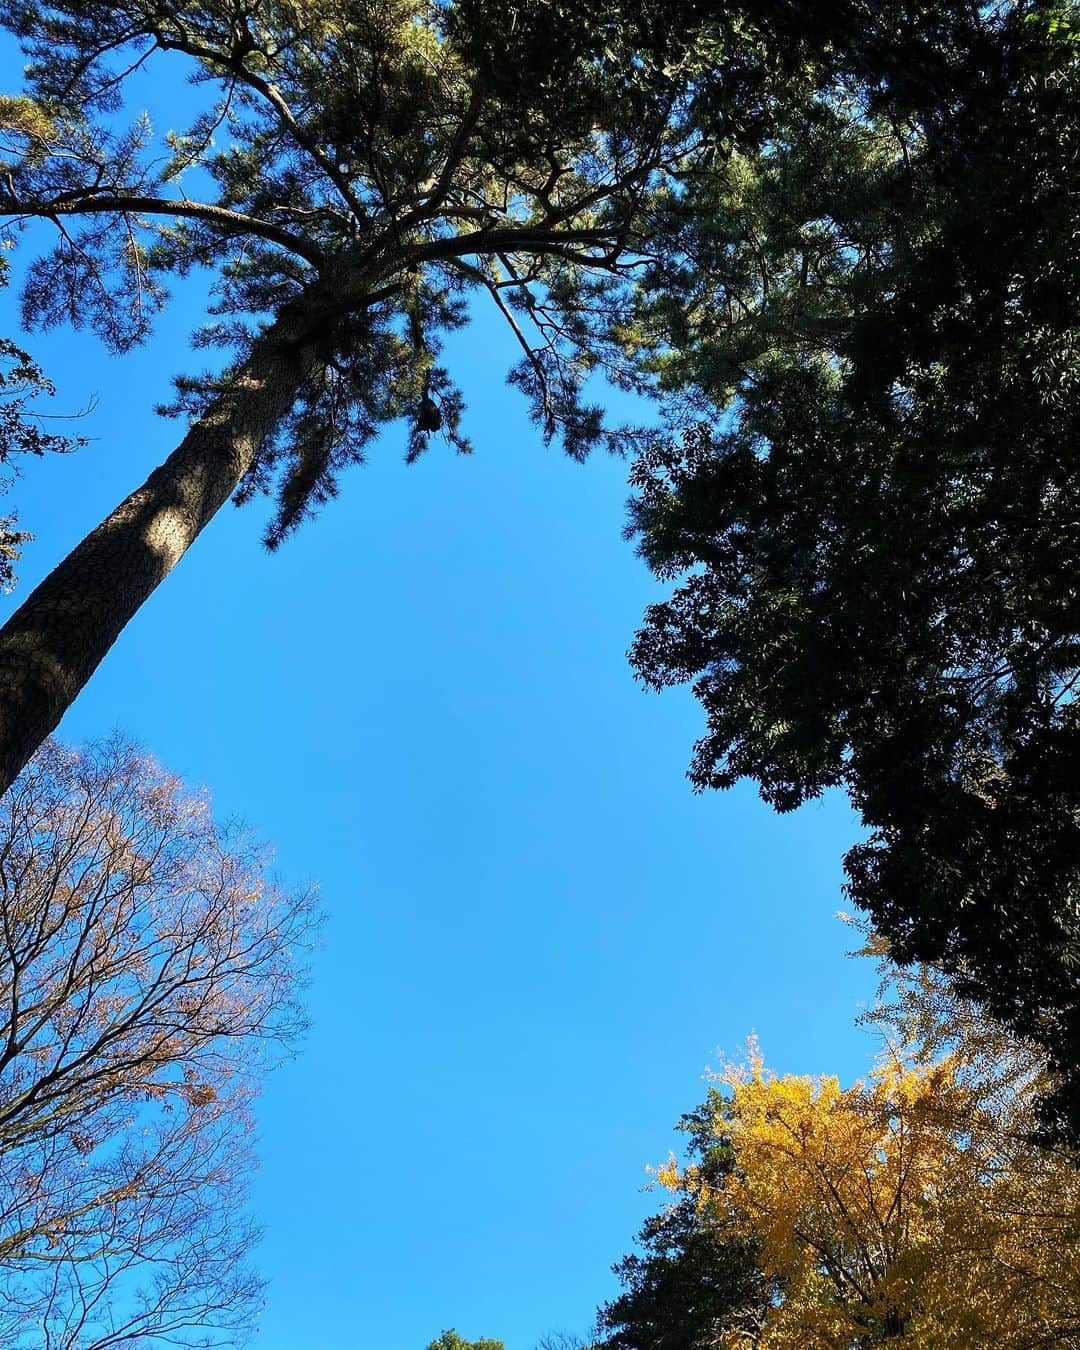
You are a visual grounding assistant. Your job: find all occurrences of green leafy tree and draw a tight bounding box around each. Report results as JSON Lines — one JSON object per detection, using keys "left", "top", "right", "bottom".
{"left": 628, "top": 0, "right": 1080, "bottom": 1137}
{"left": 0, "top": 257, "right": 83, "bottom": 592}
{"left": 0, "top": 0, "right": 766, "bottom": 794}
{"left": 427, "top": 1332, "right": 504, "bottom": 1350}
{"left": 595, "top": 1101, "right": 778, "bottom": 1348}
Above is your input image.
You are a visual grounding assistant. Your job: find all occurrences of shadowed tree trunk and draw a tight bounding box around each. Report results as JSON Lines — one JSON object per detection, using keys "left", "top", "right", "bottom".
{"left": 0, "top": 303, "right": 321, "bottom": 795}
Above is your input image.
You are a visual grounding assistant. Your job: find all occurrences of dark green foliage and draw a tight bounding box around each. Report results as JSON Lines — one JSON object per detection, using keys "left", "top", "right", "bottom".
{"left": 596, "top": 1098, "right": 775, "bottom": 1348}
{"left": 0, "top": 262, "right": 82, "bottom": 591}
{"left": 0, "top": 0, "right": 736, "bottom": 546}
{"left": 628, "top": 1, "right": 1080, "bottom": 1138}
{"left": 0, "top": 0, "right": 911, "bottom": 546}
{"left": 452, "top": 0, "right": 799, "bottom": 141}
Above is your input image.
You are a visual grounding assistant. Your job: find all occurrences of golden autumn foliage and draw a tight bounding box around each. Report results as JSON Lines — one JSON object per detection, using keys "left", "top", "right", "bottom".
{"left": 657, "top": 942, "right": 1080, "bottom": 1347}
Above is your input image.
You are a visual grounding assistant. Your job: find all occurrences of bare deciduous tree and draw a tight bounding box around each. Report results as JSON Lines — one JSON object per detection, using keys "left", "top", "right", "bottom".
{"left": 0, "top": 737, "right": 317, "bottom": 1348}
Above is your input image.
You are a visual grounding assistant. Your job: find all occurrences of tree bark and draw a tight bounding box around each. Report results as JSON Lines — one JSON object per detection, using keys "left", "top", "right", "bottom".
{"left": 0, "top": 305, "right": 321, "bottom": 795}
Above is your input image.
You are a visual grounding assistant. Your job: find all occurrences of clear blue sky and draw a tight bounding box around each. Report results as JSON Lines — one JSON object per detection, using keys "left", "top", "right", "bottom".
{"left": 2, "top": 54, "right": 876, "bottom": 1350}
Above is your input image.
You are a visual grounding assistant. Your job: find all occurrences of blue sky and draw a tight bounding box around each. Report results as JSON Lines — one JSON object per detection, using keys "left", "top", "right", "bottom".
{"left": 2, "top": 52, "right": 876, "bottom": 1350}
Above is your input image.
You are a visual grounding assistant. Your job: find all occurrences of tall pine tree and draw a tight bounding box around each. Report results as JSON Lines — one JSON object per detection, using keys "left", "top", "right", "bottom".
{"left": 0, "top": 0, "right": 771, "bottom": 788}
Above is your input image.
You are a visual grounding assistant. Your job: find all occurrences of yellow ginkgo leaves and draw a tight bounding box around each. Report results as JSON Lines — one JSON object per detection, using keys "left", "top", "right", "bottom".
{"left": 656, "top": 980, "right": 1080, "bottom": 1345}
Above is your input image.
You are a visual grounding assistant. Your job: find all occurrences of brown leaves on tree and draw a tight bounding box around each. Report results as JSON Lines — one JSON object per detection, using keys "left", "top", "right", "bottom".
{"left": 0, "top": 737, "right": 318, "bottom": 1348}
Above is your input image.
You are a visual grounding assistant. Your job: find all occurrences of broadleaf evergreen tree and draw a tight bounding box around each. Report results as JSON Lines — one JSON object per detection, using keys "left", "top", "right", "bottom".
{"left": 627, "top": 0, "right": 1080, "bottom": 1138}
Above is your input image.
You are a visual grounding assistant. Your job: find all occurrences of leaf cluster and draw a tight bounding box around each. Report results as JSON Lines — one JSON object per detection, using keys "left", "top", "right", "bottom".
{"left": 627, "top": 0, "right": 1080, "bottom": 1138}
{"left": 602, "top": 937, "right": 1080, "bottom": 1346}
{"left": 426, "top": 1332, "right": 505, "bottom": 1350}
{"left": 0, "top": 256, "right": 83, "bottom": 591}
{"left": 0, "top": 0, "right": 741, "bottom": 544}
{"left": 0, "top": 737, "right": 318, "bottom": 1347}
{"left": 595, "top": 1099, "right": 779, "bottom": 1349}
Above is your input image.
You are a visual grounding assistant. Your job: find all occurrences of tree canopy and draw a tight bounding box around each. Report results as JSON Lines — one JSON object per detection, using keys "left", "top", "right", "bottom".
{"left": 596, "top": 1101, "right": 776, "bottom": 1349}
{"left": 0, "top": 738, "right": 316, "bottom": 1347}
{"left": 628, "top": 0, "right": 1080, "bottom": 1137}
{"left": 0, "top": 259, "right": 82, "bottom": 593}
{"left": 600, "top": 932, "right": 1080, "bottom": 1346}
{"left": 0, "top": 0, "right": 814, "bottom": 792}
{"left": 427, "top": 1331, "right": 504, "bottom": 1350}
{"left": 0, "top": 0, "right": 700, "bottom": 508}
{"left": 1, "top": 0, "right": 1078, "bottom": 1339}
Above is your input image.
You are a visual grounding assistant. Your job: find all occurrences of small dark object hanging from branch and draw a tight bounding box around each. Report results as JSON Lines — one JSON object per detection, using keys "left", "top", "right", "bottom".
{"left": 417, "top": 379, "right": 442, "bottom": 433}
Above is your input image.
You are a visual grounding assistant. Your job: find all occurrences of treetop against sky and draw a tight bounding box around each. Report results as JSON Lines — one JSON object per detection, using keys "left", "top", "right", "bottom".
{"left": 0, "top": 0, "right": 757, "bottom": 792}
{"left": 2, "top": 1, "right": 1078, "bottom": 1344}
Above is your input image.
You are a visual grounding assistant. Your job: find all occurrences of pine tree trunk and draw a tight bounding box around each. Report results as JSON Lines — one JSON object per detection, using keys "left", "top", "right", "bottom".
{"left": 0, "top": 306, "right": 321, "bottom": 795}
